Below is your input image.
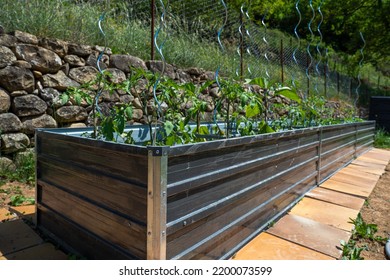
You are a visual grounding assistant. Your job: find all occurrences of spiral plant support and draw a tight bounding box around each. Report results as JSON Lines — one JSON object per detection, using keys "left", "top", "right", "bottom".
{"left": 242, "top": 4, "right": 254, "bottom": 78}
{"left": 261, "top": 12, "right": 270, "bottom": 80}
{"left": 214, "top": 0, "right": 228, "bottom": 126}
{"left": 236, "top": 6, "right": 244, "bottom": 78}
{"left": 306, "top": 0, "right": 315, "bottom": 98}
{"left": 314, "top": 0, "right": 324, "bottom": 95}
{"left": 152, "top": 0, "right": 169, "bottom": 123}
{"left": 355, "top": 31, "right": 366, "bottom": 109}
{"left": 94, "top": 12, "right": 108, "bottom": 118}
{"left": 292, "top": 0, "right": 301, "bottom": 88}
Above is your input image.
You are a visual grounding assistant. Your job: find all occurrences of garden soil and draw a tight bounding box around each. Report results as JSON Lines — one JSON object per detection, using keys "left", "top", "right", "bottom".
{"left": 1, "top": 152, "right": 389, "bottom": 260}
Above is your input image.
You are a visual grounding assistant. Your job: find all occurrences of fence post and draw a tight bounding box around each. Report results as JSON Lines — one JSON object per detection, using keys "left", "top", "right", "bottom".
{"left": 147, "top": 147, "right": 168, "bottom": 260}
{"left": 280, "top": 39, "right": 284, "bottom": 84}
{"left": 151, "top": 0, "right": 155, "bottom": 60}
{"left": 316, "top": 127, "right": 323, "bottom": 185}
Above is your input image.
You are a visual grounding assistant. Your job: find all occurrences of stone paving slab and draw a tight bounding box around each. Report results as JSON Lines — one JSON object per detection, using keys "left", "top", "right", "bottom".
{"left": 306, "top": 187, "right": 365, "bottom": 210}
{"left": 0, "top": 208, "right": 15, "bottom": 222}
{"left": 0, "top": 243, "right": 68, "bottom": 260}
{"left": 289, "top": 197, "right": 359, "bottom": 232}
{"left": 267, "top": 214, "right": 350, "bottom": 258}
{"left": 232, "top": 232, "right": 334, "bottom": 260}
{"left": 0, "top": 219, "right": 43, "bottom": 257}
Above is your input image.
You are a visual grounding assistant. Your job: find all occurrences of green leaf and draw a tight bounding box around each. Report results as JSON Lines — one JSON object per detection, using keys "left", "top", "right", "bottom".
{"left": 250, "top": 77, "right": 268, "bottom": 89}
{"left": 197, "top": 126, "right": 210, "bottom": 135}
{"left": 125, "top": 106, "right": 133, "bottom": 120}
{"left": 245, "top": 103, "right": 260, "bottom": 119}
{"left": 60, "top": 94, "right": 69, "bottom": 105}
{"left": 74, "top": 93, "right": 82, "bottom": 105}
{"left": 101, "top": 117, "right": 114, "bottom": 141}
{"left": 164, "top": 121, "right": 174, "bottom": 137}
{"left": 275, "top": 87, "right": 301, "bottom": 104}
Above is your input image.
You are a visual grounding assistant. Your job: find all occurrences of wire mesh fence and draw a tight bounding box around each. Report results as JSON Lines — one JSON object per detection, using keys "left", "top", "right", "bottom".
{"left": 122, "top": 0, "right": 388, "bottom": 103}
{"left": 1, "top": 0, "right": 388, "bottom": 105}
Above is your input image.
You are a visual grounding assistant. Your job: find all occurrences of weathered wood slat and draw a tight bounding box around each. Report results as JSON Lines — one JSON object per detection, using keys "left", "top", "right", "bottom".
{"left": 38, "top": 158, "right": 147, "bottom": 223}
{"left": 38, "top": 183, "right": 147, "bottom": 259}
{"left": 37, "top": 204, "right": 139, "bottom": 259}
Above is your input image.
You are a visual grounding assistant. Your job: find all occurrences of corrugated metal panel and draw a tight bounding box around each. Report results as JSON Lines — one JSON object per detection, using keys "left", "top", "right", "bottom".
{"left": 166, "top": 128, "right": 321, "bottom": 259}
{"left": 35, "top": 129, "right": 149, "bottom": 260}
{"left": 165, "top": 122, "right": 375, "bottom": 259}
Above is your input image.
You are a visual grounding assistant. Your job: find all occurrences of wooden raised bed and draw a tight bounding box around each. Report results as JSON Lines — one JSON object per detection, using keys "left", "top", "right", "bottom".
{"left": 35, "top": 121, "right": 375, "bottom": 259}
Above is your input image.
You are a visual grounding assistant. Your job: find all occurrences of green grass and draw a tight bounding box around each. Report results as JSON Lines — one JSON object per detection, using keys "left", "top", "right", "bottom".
{"left": 0, "top": 152, "right": 35, "bottom": 185}
{"left": 374, "top": 129, "right": 390, "bottom": 149}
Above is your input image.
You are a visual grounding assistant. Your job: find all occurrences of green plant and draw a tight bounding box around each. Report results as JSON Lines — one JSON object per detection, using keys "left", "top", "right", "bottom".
{"left": 339, "top": 239, "right": 367, "bottom": 260}
{"left": 374, "top": 129, "right": 390, "bottom": 149}
{"left": 349, "top": 213, "right": 387, "bottom": 243}
{"left": 9, "top": 194, "right": 35, "bottom": 206}
{"left": 0, "top": 153, "right": 35, "bottom": 185}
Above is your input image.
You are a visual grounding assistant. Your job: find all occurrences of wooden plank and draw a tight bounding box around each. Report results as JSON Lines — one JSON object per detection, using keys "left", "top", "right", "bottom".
{"left": 320, "top": 178, "right": 373, "bottom": 198}
{"left": 267, "top": 214, "right": 350, "bottom": 258}
{"left": 38, "top": 157, "right": 147, "bottom": 222}
{"left": 330, "top": 172, "right": 378, "bottom": 190}
{"left": 232, "top": 233, "right": 334, "bottom": 260}
{"left": 370, "top": 148, "right": 390, "bottom": 157}
{"left": 0, "top": 243, "right": 67, "bottom": 260}
{"left": 38, "top": 184, "right": 147, "bottom": 259}
{"left": 0, "top": 220, "right": 43, "bottom": 256}
{"left": 37, "top": 205, "right": 137, "bottom": 260}
{"left": 37, "top": 134, "right": 149, "bottom": 186}
{"left": 356, "top": 155, "right": 389, "bottom": 165}
{"left": 289, "top": 197, "right": 359, "bottom": 231}
{"left": 337, "top": 168, "right": 381, "bottom": 182}
{"left": 9, "top": 205, "right": 36, "bottom": 223}
{"left": 366, "top": 148, "right": 390, "bottom": 158}
{"left": 347, "top": 164, "right": 386, "bottom": 176}
{"left": 306, "top": 187, "right": 365, "bottom": 210}
{"left": 351, "top": 159, "right": 386, "bottom": 170}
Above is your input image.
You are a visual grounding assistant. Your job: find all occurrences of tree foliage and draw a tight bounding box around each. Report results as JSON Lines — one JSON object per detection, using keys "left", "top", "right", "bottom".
{"left": 228, "top": 0, "right": 389, "bottom": 75}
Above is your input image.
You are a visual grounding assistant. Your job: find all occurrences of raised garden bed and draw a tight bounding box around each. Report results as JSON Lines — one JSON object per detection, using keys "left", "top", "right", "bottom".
{"left": 35, "top": 121, "right": 375, "bottom": 260}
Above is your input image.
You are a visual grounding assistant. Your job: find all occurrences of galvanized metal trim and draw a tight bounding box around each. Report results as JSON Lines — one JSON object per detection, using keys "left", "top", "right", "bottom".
{"left": 321, "top": 139, "right": 356, "bottom": 157}
{"left": 316, "top": 127, "right": 323, "bottom": 185}
{"left": 166, "top": 155, "right": 318, "bottom": 231}
{"left": 147, "top": 149, "right": 168, "bottom": 260}
{"left": 320, "top": 129, "right": 356, "bottom": 143}
{"left": 167, "top": 140, "right": 319, "bottom": 193}
{"left": 170, "top": 170, "right": 318, "bottom": 260}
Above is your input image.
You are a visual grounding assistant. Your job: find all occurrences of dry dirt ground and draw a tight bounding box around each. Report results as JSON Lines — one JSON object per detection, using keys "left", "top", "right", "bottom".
{"left": 1, "top": 153, "right": 389, "bottom": 260}
{"left": 354, "top": 159, "right": 390, "bottom": 260}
